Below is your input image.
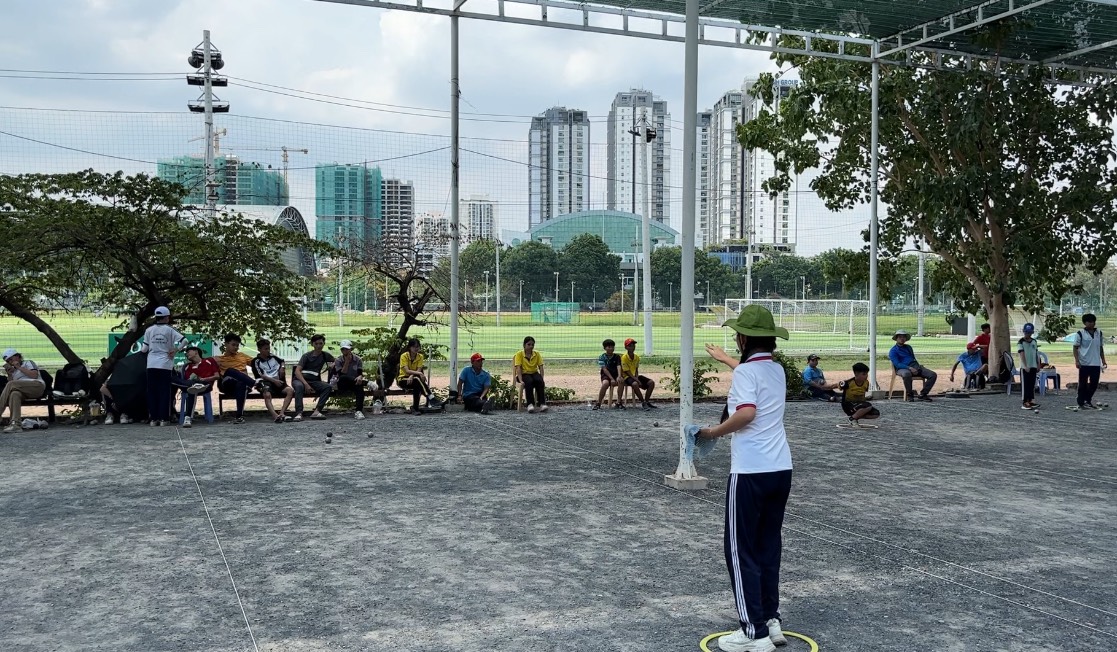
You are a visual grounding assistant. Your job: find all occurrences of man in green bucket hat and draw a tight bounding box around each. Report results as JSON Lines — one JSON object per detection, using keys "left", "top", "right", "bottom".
{"left": 696, "top": 304, "right": 793, "bottom": 652}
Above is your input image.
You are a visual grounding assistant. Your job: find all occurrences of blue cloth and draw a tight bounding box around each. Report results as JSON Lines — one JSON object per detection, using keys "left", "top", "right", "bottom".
{"left": 458, "top": 366, "right": 491, "bottom": 398}
{"left": 889, "top": 344, "right": 918, "bottom": 370}
{"left": 802, "top": 366, "right": 825, "bottom": 387}
{"left": 684, "top": 424, "right": 718, "bottom": 462}
{"left": 957, "top": 352, "right": 984, "bottom": 375}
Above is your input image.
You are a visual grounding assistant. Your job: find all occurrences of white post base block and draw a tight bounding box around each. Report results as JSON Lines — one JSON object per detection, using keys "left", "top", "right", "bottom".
{"left": 665, "top": 474, "right": 709, "bottom": 491}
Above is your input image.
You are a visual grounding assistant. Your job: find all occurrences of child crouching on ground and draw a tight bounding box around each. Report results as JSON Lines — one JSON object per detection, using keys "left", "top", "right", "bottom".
{"left": 839, "top": 362, "right": 880, "bottom": 427}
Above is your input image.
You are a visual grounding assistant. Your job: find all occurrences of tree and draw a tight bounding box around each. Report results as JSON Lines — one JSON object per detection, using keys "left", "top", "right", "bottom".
{"left": 458, "top": 239, "right": 501, "bottom": 295}
{"left": 557, "top": 234, "right": 622, "bottom": 304}
{"left": 740, "top": 26, "right": 1117, "bottom": 374}
{"left": 0, "top": 170, "right": 331, "bottom": 386}
{"left": 650, "top": 246, "right": 739, "bottom": 308}
{"left": 501, "top": 240, "right": 560, "bottom": 307}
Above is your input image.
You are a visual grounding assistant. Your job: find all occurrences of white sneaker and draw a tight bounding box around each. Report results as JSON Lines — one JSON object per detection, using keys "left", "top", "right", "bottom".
{"left": 767, "top": 619, "right": 787, "bottom": 646}
{"left": 2, "top": 425, "right": 15, "bottom": 433}
{"left": 103, "top": 414, "right": 115, "bottom": 425}
{"left": 183, "top": 417, "right": 192, "bottom": 428}
{"left": 187, "top": 383, "right": 208, "bottom": 395}
{"left": 354, "top": 411, "right": 365, "bottom": 420}
{"left": 526, "top": 404, "right": 535, "bottom": 413}
{"left": 539, "top": 404, "right": 548, "bottom": 413}
{"left": 120, "top": 414, "right": 133, "bottom": 424}
{"left": 717, "top": 629, "right": 775, "bottom": 652}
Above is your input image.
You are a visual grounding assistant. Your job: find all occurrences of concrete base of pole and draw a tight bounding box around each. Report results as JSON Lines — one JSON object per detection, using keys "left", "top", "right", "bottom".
{"left": 664, "top": 474, "right": 709, "bottom": 491}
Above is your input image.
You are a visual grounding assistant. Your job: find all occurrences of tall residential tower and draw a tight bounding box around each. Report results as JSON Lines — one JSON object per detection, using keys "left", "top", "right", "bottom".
{"left": 606, "top": 89, "right": 671, "bottom": 225}
{"left": 529, "top": 107, "right": 590, "bottom": 228}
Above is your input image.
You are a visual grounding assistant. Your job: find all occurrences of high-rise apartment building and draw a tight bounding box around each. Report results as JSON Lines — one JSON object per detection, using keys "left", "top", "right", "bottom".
{"left": 414, "top": 212, "right": 450, "bottom": 275}
{"left": 708, "top": 90, "right": 745, "bottom": 246}
{"left": 606, "top": 89, "right": 671, "bottom": 225}
{"left": 314, "top": 164, "right": 382, "bottom": 260}
{"left": 741, "top": 78, "right": 799, "bottom": 250}
{"left": 696, "top": 111, "right": 712, "bottom": 249}
{"left": 461, "top": 196, "right": 496, "bottom": 245}
{"left": 381, "top": 178, "right": 415, "bottom": 265}
{"left": 157, "top": 155, "right": 288, "bottom": 206}
{"left": 529, "top": 107, "right": 590, "bottom": 228}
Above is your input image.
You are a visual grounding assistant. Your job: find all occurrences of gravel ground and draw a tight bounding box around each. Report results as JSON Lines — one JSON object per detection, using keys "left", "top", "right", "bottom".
{"left": 0, "top": 387, "right": 1114, "bottom": 652}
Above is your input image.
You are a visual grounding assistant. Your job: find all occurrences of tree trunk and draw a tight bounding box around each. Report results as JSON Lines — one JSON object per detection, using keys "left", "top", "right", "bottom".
{"left": 986, "top": 293, "right": 1012, "bottom": 379}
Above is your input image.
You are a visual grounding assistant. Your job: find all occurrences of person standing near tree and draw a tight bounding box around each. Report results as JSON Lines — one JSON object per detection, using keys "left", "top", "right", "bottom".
{"left": 141, "top": 306, "right": 186, "bottom": 426}
{"left": 1073, "top": 313, "right": 1107, "bottom": 410}
{"left": 1018, "top": 323, "right": 1041, "bottom": 410}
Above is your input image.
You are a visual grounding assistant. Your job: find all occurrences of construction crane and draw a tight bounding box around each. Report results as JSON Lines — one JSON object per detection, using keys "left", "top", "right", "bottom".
{"left": 188, "top": 128, "right": 227, "bottom": 156}
{"left": 235, "top": 146, "right": 309, "bottom": 186}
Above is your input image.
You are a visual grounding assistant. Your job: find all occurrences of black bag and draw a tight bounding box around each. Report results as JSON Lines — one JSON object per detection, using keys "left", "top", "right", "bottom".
{"left": 997, "top": 350, "right": 1016, "bottom": 384}
{"left": 52, "top": 362, "right": 93, "bottom": 398}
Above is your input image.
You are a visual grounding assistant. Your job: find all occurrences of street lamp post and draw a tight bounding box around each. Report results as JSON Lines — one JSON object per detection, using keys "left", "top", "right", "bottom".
{"left": 554, "top": 272, "right": 559, "bottom": 301}
{"left": 800, "top": 276, "right": 806, "bottom": 301}
{"left": 519, "top": 280, "right": 524, "bottom": 313}
{"left": 669, "top": 281, "right": 673, "bottom": 311}
{"left": 619, "top": 274, "right": 625, "bottom": 313}
{"left": 570, "top": 281, "right": 575, "bottom": 304}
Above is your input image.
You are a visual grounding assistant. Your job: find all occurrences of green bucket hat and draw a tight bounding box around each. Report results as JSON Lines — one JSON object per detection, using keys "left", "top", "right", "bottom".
{"left": 722, "top": 305, "right": 790, "bottom": 340}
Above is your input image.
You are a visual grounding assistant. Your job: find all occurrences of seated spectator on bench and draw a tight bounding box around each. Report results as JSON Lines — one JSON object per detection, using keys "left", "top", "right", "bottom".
{"left": 215, "top": 334, "right": 257, "bottom": 424}
{"left": 177, "top": 345, "right": 220, "bottom": 428}
{"left": 1, "top": 349, "right": 46, "bottom": 433}
{"left": 889, "top": 330, "right": 937, "bottom": 402}
{"left": 457, "top": 352, "right": 493, "bottom": 414}
{"left": 621, "top": 338, "right": 658, "bottom": 410}
{"left": 100, "top": 382, "right": 133, "bottom": 425}
{"left": 514, "top": 336, "right": 547, "bottom": 413}
{"left": 331, "top": 340, "right": 368, "bottom": 420}
{"left": 593, "top": 339, "right": 623, "bottom": 410}
{"left": 293, "top": 334, "right": 333, "bottom": 421}
{"left": 397, "top": 338, "right": 440, "bottom": 415}
{"left": 253, "top": 338, "right": 295, "bottom": 423}
{"left": 802, "top": 353, "right": 839, "bottom": 401}
{"left": 950, "top": 343, "right": 988, "bottom": 390}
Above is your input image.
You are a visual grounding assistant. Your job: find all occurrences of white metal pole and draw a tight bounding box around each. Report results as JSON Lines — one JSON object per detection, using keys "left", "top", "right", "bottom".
{"left": 669, "top": 0, "right": 700, "bottom": 486}
{"left": 495, "top": 235, "right": 501, "bottom": 326}
{"left": 917, "top": 239, "right": 926, "bottom": 337}
{"left": 868, "top": 44, "right": 881, "bottom": 390}
{"left": 202, "top": 30, "right": 216, "bottom": 219}
{"left": 642, "top": 128, "right": 654, "bottom": 356}
{"left": 448, "top": 11, "right": 461, "bottom": 390}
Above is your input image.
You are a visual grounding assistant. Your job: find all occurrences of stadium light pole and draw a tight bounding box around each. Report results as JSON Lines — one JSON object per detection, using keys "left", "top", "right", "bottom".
{"left": 554, "top": 271, "right": 559, "bottom": 300}
{"left": 519, "top": 279, "right": 524, "bottom": 313}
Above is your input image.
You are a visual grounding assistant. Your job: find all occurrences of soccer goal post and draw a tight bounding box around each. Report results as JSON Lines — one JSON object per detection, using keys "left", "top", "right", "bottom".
{"left": 723, "top": 299, "right": 871, "bottom": 353}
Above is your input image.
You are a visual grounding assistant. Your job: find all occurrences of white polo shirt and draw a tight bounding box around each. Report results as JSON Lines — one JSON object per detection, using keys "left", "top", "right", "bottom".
{"left": 142, "top": 324, "right": 185, "bottom": 370}
{"left": 727, "top": 352, "right": 793, "bottom": 474}
{"left": 1074, "top": 328, "right": 1105, "bottom": 367}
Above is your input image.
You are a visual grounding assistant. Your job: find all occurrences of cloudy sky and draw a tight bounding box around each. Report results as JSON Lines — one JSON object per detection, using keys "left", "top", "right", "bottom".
{"left": 0, "top": 0, "right": 868, "bottom": 254}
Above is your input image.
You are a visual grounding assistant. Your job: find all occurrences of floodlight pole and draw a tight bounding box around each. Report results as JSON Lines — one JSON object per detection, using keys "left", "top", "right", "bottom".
{"left": 202, "top": 30, "right": 217, "bottom": 219}
{"left": 667, "top": 0, "right": 704, "bottom": 490}
{"left": 917, "top": 239, "right": 926, "bottom": 336}
{"left": 868, "top": 43, "right": 881, "bottom": 391}
{"left": 448, "top": 5, "right": 463, "bottom": 390}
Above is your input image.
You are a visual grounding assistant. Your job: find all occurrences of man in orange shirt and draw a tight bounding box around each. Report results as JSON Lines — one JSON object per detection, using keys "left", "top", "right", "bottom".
{"left": 214, "top": 333, "right": 257, "bottom": 424}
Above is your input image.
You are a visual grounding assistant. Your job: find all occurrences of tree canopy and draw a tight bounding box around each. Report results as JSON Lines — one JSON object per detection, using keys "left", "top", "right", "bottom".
{"left": 740, "top": 26, "right": 1117, "bottom": 372}
{"left": 0, "top": 170, "right": 331, "bottom": 385}
{"left": 558, "top": 234, "right": 622, "bottom": 304}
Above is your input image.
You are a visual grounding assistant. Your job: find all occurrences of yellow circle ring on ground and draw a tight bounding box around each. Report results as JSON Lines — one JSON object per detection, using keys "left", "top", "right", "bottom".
{"left": 700, "top": 630, "right": 819, "bottom": 652}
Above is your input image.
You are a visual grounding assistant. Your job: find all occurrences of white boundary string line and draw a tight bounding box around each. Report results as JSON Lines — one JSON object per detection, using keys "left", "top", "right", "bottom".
{"left": 176, "top": 428, "right": 261, "bottom": 652}
{"left": 474, "top": 415, "right": 1117, "bottom": 631}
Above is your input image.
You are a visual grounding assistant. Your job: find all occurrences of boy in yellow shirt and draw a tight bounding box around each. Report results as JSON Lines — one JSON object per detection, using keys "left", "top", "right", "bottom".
{"left": 513, "top": 336, "right": 547, "bottom": 413}
{"left": 621, "top": 338, "right": 658, "bottom": 410}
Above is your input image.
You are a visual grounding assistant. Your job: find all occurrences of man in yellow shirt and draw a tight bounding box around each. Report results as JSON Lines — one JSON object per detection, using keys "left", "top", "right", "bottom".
{"left": 621, "top": 338, "right": 658, "bottom": 410}
{"left": 513, "top": 336, "right": 547, "bottom": 413}
{"left": 214, "top": 333, "right": 258, "bottom": 424}
{"left": 397, "top": 338, "right": 439, "bottom": 414}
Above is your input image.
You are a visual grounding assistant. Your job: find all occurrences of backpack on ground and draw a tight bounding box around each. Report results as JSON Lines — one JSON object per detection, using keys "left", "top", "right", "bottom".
{"left": 52, "top": 362, "right": 93, "bottom": 399}
{"left": 997, "top": 350, "right": 1016, "bottom": 384}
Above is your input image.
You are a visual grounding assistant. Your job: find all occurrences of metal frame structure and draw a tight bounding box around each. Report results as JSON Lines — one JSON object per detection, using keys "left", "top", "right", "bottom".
{"left": 311, "top": 0, "right": 1117, "bottom": 485}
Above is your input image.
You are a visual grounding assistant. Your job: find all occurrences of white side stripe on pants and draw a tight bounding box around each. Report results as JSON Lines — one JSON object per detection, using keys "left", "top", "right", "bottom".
{"left": 728, "top": 474, "right": 753, "bottom": 638}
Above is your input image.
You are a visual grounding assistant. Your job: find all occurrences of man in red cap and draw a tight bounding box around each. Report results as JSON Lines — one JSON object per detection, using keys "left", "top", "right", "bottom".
{"left": 620, "top": 338, "right": 658, "bottom": 409}
{"left": 950, "top": 342, "right": 988, "bottom": 390}
{"left": 456, "top": 353, "right": 494, "bottom": 414}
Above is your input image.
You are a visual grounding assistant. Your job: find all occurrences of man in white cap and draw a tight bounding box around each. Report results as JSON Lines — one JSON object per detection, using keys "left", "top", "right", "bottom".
{"left": 331, "top": 340, "right": 367, "bottom": 419}
{"left": 1, "top": 349, "right": 47, "bottom": 432}
{"left": 889, "top": 329, "right": 936, "bottom": 401}
{"left": 141, "top": 306, "right": 187, "bottom": 425}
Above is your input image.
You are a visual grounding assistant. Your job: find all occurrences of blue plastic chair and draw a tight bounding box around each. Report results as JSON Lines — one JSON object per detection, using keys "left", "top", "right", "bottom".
{"left": 178, "top": 390, "right": 214, "bottom": 425}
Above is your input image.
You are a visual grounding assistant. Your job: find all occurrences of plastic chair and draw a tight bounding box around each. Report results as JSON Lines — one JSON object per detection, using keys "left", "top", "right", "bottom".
{"left": 887, "top": 368, "right": 925, "bottom": 400}
{"left": 178, "top": 390, "right": 214, "bottom": 426}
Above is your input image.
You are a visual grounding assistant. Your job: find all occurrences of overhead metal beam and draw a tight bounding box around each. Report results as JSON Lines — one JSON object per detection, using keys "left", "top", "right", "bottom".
{"left": 879, "top": 0, "right": 1059, "bottom": 58}
{"left": 1045, "top": 37, "right": 1117, "bottom": 64}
